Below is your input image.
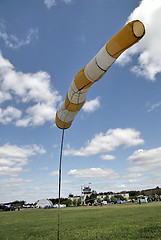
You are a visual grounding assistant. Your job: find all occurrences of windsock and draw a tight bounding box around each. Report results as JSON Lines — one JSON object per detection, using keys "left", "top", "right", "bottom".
{"left": 55, "top": 20, "right": 145, "bottom": 129}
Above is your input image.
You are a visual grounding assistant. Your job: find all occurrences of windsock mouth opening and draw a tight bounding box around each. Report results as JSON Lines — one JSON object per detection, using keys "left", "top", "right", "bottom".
{"left": 133, "top": 20, "right": 145, "bottom": 38}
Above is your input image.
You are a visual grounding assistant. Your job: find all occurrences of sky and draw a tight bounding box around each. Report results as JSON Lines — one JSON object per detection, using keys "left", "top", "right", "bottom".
{"left": 0, "top": 0, "right": 161, "bottom": 204}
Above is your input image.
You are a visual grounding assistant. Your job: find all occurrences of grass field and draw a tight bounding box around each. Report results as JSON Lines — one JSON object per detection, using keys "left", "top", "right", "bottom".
{"left": 0, "top": 202, "right": 161, "bottom": 240}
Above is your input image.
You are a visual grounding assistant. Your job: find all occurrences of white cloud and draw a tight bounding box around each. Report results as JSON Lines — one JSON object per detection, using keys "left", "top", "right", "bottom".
{"left": 117, "top": 184, "right": 127, "bottom": 190}
{"left": 0, "top": 91, "right": 11, "bottom": 103}
{"left": 0, "top": 20, "right": 38, "bottom": 49}
{"left": 117, "top": 0, "right": 161, "bottom": 80}
{"left": 62, "top": 180, "right": 72, "bottom": 184}
{"left": 0, "top": 177, "right": 25, "bottom": 187}
{"left": 53, "top": 144, "right": 58, "bottom": 148}
{"left": 128, "top": 179, "right": 140, "bottom": 183}
{"left": 147, "top": 102, "right": 161, "bottom": 112}
{"left": 49, "top": 170, "right": 58, "bottom": 176}
{"left": 25, "top": 179, "right": 34, "bottom": 183}
{"left": 68, "top": 168, "right": 120, "bottom": 179}
{"left": 0, "top": 52, "right": 62, "bottom": 127}
{"left": 0, "top": 178, "right": 23, "bottom": 184}
{"left": 39, "top": 167, "right": 49, "bottom": 170}
{"left": 144, "top": 171, "right": 161, "bottom": 188}
{"left": 64, "top": 128, "right": 144, "bottom": 156}
{"left": 0, "top": 106, "right": 22, "bottom": 124}
{"left": 123, "top": 173, "right": 143, "bottom": 179}
{"left": 44, "top": 0, "right": 72, "bottom": 8}
{"left": 0, "top": 166, "right": 22, "bottom": 177}
{"left": 100, "top": 154, "right": 115, "bottom": 160}
{"left": 127, "top": 147, "right": 161, "bottom": 172}
{"left": 83, "top": 97, "right": 100, "bottom": 113}
{"left": 44, "top": 0, "right": 56, "bottom": 9}
{"left": 0, "top": 143, "right": 46, "bottom": 176}
{"left": 34, "top": 187, "right": 40, "bottom": 190}
{"left": 63, "top": 0, "right": 72, "bottom": 4}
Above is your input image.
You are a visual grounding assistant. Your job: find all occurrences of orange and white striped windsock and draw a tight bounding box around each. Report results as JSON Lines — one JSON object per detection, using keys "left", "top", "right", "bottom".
{"left": 55, "top": 20, "right": 145, "bottom": 129}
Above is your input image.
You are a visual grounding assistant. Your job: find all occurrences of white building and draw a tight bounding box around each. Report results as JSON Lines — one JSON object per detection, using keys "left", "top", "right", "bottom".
{"left": 120, "top": 192, "right": 129, "bottom": 200}
{"left": 97, "top": 192, "right": 129, "bottom": 201}
{"left": 68, "top": 195, "right": 81, "bottom": 202}
{"left": 68, "top": 189, "right": 129, "bottom": 205}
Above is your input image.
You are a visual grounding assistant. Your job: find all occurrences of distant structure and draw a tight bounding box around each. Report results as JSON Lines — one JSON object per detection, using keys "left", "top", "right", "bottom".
{"left": 82, "top": 186, "right": 91, "bottom": 194}
{"left": 81, "top": 186, "right": 92, "bottom": 204}
{"left": 68, "top": 187, "right": 130, "bottom": 205}
{"left": 68, "top": 185, "right": 92, "bottom": 205}
{"left": 96, "top": 192, "right": 129, "bottom": 202}
{"left": 36, "top": 199, "right": 53, "bottom": 208}
{"left": 68, "top": 194, "right": 80, "bottom": 202}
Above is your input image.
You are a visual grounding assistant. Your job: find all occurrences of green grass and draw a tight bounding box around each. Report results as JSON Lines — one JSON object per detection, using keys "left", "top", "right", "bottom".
{"left": 0, "top": 202, "right": 161, "bottom": 239}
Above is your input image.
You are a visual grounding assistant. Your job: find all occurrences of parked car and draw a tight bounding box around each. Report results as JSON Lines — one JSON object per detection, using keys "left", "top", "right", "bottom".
{"left": 0, "top": 204, "right": 10, "bottom": 211}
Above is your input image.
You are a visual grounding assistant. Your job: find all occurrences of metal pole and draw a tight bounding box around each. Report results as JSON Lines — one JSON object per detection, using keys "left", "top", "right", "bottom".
{"left": 58, "top": 129, "right": 65, "bottom": 240}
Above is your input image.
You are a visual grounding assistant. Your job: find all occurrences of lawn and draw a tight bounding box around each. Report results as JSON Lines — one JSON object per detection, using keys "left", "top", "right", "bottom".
{"left": 0, "top": 202, "right": 161, "bottom": 240}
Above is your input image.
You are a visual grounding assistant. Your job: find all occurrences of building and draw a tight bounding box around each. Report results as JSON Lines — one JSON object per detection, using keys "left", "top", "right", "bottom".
{"left": 120, "top": 192, "right": 129, "bottom": 200}
{"left": 36, "top": 199, "right": 53, "bottom": 208}
{"left": 96, "top": 192, "right": 129, "bottom": 201}
{"left": 68, "top": 188, "right": 129, "bottom": 205}
{"left": 82, "top": 186, "right": 91, "bottom": 194}
{"left": 68, "top": 194, "right": 81, "bottom": 202}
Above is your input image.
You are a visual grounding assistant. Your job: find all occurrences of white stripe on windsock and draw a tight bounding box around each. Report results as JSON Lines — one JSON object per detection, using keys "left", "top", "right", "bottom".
{"left": 57, "top": 102, "right": 79, "bottom": 123}
{"left": 68, "top": 79, "right": 90, "bottom": 104}
{"left": 96, "top": 45, "right": 116, "bottom": 70}
{"left": 84, "top": 45, "right": 116, "bottom": 82}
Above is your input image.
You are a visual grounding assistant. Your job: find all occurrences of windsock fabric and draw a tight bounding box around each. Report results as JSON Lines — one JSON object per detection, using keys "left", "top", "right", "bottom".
{"left": 55, "top": 20, "right": 145, "bottom": 129}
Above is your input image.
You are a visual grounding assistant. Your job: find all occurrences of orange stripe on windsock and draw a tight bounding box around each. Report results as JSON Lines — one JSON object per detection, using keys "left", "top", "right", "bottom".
{"left": 106, "top": 20, "right": 145, "bottom": 58}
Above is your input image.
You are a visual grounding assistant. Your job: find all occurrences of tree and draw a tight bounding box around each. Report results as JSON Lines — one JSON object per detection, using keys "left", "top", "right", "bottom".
{"left": 129, "top": 191, "right": 141, "bottom": 200}
{"left": 97, "top": 198, "right": 102, "bottom": 204}
{"left": 88, "top": 193, "right": 97, "bottom": 204}
{"left": 110, "top": 196, "right": 118, "bottom": 203}
{"left": 77, "top": 198, "right": 81, "bottom": 206}
{"left": 63, "top": 199, "right": 72, "bottom": 207}
{"left": 69, "top": 194, "right": 73, "bottom": 198}
{"left": 85, "top": 196, "right": 89, "bottom": 204}
{"left": 116, "top": 195, "right": 126, "bottom": 201}
{"left": 103, "top": 195, "right": 110, "bottom": 203}
{"left": 73, "top": 199, "right": 77, "bottom": 206}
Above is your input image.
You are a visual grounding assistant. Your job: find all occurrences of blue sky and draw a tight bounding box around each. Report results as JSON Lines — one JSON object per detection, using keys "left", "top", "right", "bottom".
{"left": 0, "top": 0, "right": 161, "bottom": 203}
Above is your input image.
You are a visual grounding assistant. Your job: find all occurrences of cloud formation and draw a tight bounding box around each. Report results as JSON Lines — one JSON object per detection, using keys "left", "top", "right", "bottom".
{"left": 0, "top": 143, "right": 46, "bottom": 176}
{"left": 0, "top": 52, "right": 62, "bottom": 127}
{"left": 127, "top": 147, "right": 161, "bottom": 172}
{"left": 100, "top": 154, "right": 115, "bottom": 160}
{"left": 44, "top": 0, "right": 72, "bottom": 8}
{"left": 147, "top": 102, "right": 161, "bottom": 112}
{"left": 49, "top": 170, "right": 58, "bottom": 176}
{"left": 68, "top": 167, "right": 120, "bottom": 179}
{"left": 0, "top": 106, "right": 21, "bottom": 124}
{"left": 0, "top": 177, "right": 32, "bottom": 188}
{"left": 64, "top": 128, "right": 144, "bottom": 156}
{"left": 39, "top": 167, "right": 48, "bottom": 170}
{"left": 0, "top": 20, "right": 38, "bottom": 49}
{"left": 63, "top": 0, "right": 72, "bottom": 3}
{"left": 117, "top": 0, "right": 161, "bottom": 80}
{"left": 44, "top": 0, "right": 56, "bottom": 8}
{"left": 83, "top": 97, "right": 100, "bottom": 113}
